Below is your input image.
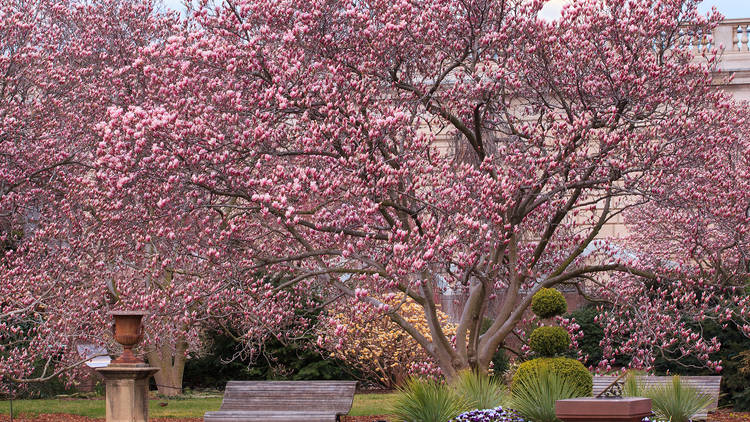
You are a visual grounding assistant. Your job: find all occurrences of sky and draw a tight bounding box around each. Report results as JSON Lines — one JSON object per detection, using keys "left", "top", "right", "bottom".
{"left": 162, "top": 0, "right": 750, "bottom": 20}
{"left": 540, "top": 0, "right": 750, "bottom": 19}
{"left": 162, "top": 0, "right": 188, "bottom": 13}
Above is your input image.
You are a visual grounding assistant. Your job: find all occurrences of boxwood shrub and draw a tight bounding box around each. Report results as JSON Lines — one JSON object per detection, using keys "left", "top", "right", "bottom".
{"left": 531, "top": 288, "right": 567, "bottom": 319}
{"left": 529, "top": 326, "right": 570, "bottom": 357}
{"left": 512, "top": 357, "right": 592, "bottom": 398}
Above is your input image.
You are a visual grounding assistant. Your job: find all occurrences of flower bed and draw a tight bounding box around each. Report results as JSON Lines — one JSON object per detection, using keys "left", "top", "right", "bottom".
{"left": 450, "top": 406, "right": 527, "bottom": 422}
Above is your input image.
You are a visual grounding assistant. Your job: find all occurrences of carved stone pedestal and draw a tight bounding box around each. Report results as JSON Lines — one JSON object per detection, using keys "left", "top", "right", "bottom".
{"left": 556, "top": 397, "right": 652, "bottom": 422}
{"left": 95, "top": 366, "right": 159, "bottom": 422}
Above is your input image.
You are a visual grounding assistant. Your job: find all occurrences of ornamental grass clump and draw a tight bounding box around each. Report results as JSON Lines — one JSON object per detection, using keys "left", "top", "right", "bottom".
{"left": 452, "top": 370, "right": 508, "bottom": 411}
{"left": 625, "top": 375, "right": 712, "bottom": 422}
{"left": 510, "top": 366, "right": 578, "bottom": 422}
{"left": 393, "top": 371, "right": 511, "bottom": 422}
{"left": 622, "top": 371, "right": 644, "bottom": 397}
{"left": 391, "top": 377, "right": 466, "bottom": 422}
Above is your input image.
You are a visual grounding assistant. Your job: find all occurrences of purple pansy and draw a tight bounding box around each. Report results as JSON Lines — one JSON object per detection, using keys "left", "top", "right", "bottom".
{"left": 450, "top": 406, "right": 527, "bottom": 422}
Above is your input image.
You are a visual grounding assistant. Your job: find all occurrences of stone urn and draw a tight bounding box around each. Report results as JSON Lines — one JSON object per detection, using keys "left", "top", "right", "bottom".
{"left": 109, "top": 310, "right": 148, "bottom": 366}
{"left": 97, "top": 310, "right": 159, "bottom": 422}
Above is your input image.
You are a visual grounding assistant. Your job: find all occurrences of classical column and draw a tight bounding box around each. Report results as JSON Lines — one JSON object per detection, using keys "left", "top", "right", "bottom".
{"left": 96, "top": 366, "right": 159, "bottom": 422}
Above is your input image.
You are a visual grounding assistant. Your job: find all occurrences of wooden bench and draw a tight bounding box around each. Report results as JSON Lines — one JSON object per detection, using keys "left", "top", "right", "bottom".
{"left": 593, "top": 375, "right": 722, "bottom": 420}
{"left": 204, "top": 380, "right": 358, "bottom": 422}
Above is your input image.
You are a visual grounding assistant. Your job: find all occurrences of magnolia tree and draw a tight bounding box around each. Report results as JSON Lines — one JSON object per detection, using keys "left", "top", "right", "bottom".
{"left": 0, "top": 0, "right": 105, "bottom": 386}
{"left": 0, "top": 0, "right": 70, "bottom": 252}
{"left": 90, "top": 0, "right": 749, "bottom": 378}
{"left": 0, "top": 0, "right": 233, "bottom": 395}
{"left": 594, "top": 104, "right": 750, "bottom": 371}
{"left": 3, "top": 0, "right": 749, "bottom": 388}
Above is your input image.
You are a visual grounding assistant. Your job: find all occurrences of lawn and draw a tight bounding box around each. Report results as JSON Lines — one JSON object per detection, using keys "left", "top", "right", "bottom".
{"left": 0, "top": 393, "right": 398, "bottom": 418}
{"left": 349, "top": 392, "right": 397, "bottom": 416}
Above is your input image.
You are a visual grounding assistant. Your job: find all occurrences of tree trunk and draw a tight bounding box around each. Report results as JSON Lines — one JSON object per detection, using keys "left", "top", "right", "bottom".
{"left": 146, "top": 338, "right": 188, "bottom": 397}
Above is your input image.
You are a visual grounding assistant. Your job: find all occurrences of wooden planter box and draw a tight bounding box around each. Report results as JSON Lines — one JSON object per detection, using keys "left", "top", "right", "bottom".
{"left": 556, "top": 397, "right": 652, "bottom": 422}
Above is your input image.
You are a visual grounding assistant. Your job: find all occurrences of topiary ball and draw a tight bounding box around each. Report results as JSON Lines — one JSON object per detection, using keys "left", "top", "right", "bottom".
{"left": 531, "top": 288, "right": 567, "bottom": 318}
{"left": 529, "top": 326, "right": 570, "bottom": 357}
{"left": 511, "top": 357, "right": 593, "bottom": 397}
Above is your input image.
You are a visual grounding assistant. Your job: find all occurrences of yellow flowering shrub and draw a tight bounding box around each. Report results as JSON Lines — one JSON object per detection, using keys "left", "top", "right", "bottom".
{"left": 321, "top": 295, "right": 456, "bottom": 388}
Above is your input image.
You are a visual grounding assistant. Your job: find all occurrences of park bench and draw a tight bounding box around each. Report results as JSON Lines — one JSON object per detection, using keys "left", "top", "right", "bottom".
{"left": 204, "top": 380, "right": 358, "bottom": 422}
{"left": 593, "top": 375, "right": 722, "bottom": 420}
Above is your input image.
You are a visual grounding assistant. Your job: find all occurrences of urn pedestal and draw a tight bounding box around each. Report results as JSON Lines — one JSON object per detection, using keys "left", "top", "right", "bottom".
{"left": 95, "top": 311, "right": 159, "bottom": 422}
{"left": 555, "top": 397, "right": 652, "bottom": 422}
{"left": 95, "top": 366, "right": 159, "bottom": 422}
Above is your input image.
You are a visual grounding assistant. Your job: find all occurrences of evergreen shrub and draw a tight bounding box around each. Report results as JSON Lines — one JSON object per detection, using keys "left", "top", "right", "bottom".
{"left": 529, "top": 326, "right": 570, "bottom": 357}
{"left": 531, "top": 288, "right": 567, "bottom": 319}
{"left": 512, "top": 357, "right": 592, "bottom": 398}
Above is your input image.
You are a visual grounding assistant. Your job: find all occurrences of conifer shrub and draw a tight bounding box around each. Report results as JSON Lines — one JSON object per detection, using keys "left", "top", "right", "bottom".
{"left": 529, "top": 326, "right": 571, "bottom": 357}
{"left": 531, "top": 288, "right": 567, "bottom": 319}
{"left": 512, "top": 357, "right": 592, "bottom": 398}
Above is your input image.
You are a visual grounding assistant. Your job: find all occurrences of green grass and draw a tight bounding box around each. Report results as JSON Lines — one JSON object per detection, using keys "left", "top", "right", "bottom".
{"left": 350, "top": 392, "right": 398, "bottom": 417}
{"left": 0, "top": 397, "right": 223, "bottom": 418}
{"left": 0, "top": 393, "right": 398, "bottom": 418}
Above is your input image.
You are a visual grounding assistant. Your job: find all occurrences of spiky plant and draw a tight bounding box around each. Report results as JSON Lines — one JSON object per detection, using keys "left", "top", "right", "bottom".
{"left": 645, "top": 376, "right": 713, "bottom": 422}
{"left": 452, "top": 370, "right": 508, "bottom": 411}
{"left": 622, "top": 371, "right": 645, "bottom": 397}
{"left": 510, "top": 366, "right": 578, "bottom": 422}
{"left": 391, "top": 377, "right": 466, "bottom": 422}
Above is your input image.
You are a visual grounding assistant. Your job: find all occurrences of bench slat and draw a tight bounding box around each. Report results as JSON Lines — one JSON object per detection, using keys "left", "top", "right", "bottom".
{"left": 204, "top": 411, "right": 338, "bottom": 422}
{"left": 220, "top": 400, "right": 355, "bottom": 412}
{"left": 205, "top": 381, "right": 357, "bottom": 422}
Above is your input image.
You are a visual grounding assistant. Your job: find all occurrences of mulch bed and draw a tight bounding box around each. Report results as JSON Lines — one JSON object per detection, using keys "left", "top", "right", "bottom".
{"left": 2, "top": 411, "right": 749, "bottom": 422}
{"left": 0, "top": 417, "right": 397, "bottom": 422}
{"left": 0, "top": 418, "right": 201, "bottom": 422}
{"left": 0, "top": 418, "right": 207, "bottom": 422}
{"left": 711, "top": 409, "right": 750, "bottom": 422}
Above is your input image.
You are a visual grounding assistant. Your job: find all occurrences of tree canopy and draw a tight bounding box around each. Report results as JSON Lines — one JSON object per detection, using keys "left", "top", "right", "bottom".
{"left": 1, "top": 0, "right": 748, "bottom": 386}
